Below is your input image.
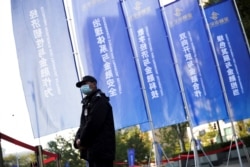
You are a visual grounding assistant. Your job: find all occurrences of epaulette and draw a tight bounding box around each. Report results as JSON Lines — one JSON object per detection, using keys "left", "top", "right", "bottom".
{"left": 91, "top": 92, "right": 101, "bottom": 102}
{"left": 96, "top": 93, "right": 101, "bottom": 97}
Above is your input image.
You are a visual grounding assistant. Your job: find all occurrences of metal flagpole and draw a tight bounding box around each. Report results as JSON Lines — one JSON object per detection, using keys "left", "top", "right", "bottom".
{"left": 199, "top": 0, "right": 245, "bottom": 166}
{"left": 227, "top": 0, "right": 250, "bottom": 165}
{"left": 36, "top": 145, "right": 44, "bottom": 167}
{"left": 160, "top": 4, "right": 201, "bottom": 167}
{"left": 62, "top": 0, "right": 84, "bottom": 79}
{"left": 232, "top": 0, "right": 250, "bottom": 54}
{"left": 62, "top": 1, "right": 89, "bottom": 166}
{"left": 120, "top": 1, "right": 173, "bottom": 166}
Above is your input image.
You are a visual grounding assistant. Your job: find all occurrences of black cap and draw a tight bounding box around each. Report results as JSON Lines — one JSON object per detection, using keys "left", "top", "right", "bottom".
{"left": 76, "top": 75, "right": 97, "bottom": 88}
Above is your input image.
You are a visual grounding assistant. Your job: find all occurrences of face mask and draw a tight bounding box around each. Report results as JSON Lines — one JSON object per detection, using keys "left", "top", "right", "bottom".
{"left": 80, "top": 84, "right": 92, "bottom": 95}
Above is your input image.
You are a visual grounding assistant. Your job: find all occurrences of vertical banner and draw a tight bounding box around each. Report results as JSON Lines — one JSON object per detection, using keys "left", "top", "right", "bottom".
{"left": 204, "top": 0, "right": 250, "bottom": 121}
{"left": 71, "top": 0, "right": 148, "bottom": 129}
{"left": 11, "top": 0, "right": 82, "bottom": 137}
{"left": 121, "top": 0, "right": 186, "bottom": 130}
{"left": 127, "top": 148, "right": 135, "bottom": 167}
{"left": 162, "top": 0, "right": 228, "bottom": 126}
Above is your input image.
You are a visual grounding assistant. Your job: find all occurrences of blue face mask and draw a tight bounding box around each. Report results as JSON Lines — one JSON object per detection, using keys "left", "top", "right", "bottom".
{"left": 80, "top": 84, "right": 92, "bottom": 95}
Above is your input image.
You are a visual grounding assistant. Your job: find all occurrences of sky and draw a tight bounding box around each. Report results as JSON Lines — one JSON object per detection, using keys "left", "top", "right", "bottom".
{"left": 0, "top": 1, "right": 74, "bottom": 155}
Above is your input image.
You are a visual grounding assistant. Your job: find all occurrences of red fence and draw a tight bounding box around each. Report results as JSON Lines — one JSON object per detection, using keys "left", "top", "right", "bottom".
{"left": 0, "top": 132, "right": 58, "bottom": 164}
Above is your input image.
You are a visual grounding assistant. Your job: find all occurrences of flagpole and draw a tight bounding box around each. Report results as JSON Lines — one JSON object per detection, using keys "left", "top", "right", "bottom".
{"left": 232, "top": 0, "right": 250, "bottom": 54}
{"left": 199, "top": 0, "right": 243, "bottom": 166}
{"left": 160, "top": 4, "right": 201, "bottom": 167}
{"left": 62, "top": 1, "right": 88, "bottom": 166}
{"left": 62, "top": 0, "right": 84, "bottom": 79}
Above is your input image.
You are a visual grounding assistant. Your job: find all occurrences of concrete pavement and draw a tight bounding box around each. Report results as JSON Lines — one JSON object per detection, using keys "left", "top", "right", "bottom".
{"left": 217, "top": 158, "right": 249, "bottom": 167}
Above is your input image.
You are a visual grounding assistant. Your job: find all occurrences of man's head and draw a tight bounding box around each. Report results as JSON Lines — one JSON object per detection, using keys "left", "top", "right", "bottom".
{"left": 76, "top": 75, "right": 97, "bottom": 95}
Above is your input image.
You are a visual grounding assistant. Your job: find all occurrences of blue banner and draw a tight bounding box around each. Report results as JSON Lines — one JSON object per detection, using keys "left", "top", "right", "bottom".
{"left": 121, "top": 0, "right": 186, "bottom": 130}
{"left": 205, "top": 0, "right": 250, "bottom": 121}
{"left": 162, "top": 0, "right": 228, "bottom": 126}
{"left": 71, "top": 0, "right": 148, "bottom": 129}
{"left": 11, "top": 0, "right": 82, "bottom": 137}
{"left": 127, "top": 148, "right": 135, "bottom": 167}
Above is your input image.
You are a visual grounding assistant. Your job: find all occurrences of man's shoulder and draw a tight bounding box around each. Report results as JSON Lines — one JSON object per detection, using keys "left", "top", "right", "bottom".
{"left": 95, "top": 91, "right": 112, "bottom": 108}
{"left": 92, "top": 90, "right": 109, "bottom": 102}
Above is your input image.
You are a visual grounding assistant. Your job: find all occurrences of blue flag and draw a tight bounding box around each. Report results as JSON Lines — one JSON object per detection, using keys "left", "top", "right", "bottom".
{"left": 65, "top": 161, "right": 70, "bottom": 167}
{"left": 11, "top": 0, "right": 82, "bottom": 137}
{"left": 121, "top": 0, "right": 186, "bottom": 131}
{"left": 71, "top": 0, "right": 148, "bottom": 129}
{"left": 127, "top": 148, "right": 135, "bottom": 167}
{"left": 162, "top": 0, "right": 228, "bottom": 126}
{"left": 204, "top": 0, "right": 250, "bottom": 121}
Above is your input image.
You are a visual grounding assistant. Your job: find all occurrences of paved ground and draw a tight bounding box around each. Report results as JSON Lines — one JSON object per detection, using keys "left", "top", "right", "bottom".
{"left": 165, "top": 157, "right": 250, "bottom": 167}
{"left": 217, "top": 158, "right": 249, "bottom": 167}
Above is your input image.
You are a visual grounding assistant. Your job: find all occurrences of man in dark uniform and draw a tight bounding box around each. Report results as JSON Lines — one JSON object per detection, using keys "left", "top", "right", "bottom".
{"left": 74, "top": 75, "right": 116, "bottom": 167}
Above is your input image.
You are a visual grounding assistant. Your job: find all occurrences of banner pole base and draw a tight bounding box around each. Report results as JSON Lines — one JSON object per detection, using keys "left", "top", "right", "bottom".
{"left": 226, "top": 135, "right": 246, "bottom": 167}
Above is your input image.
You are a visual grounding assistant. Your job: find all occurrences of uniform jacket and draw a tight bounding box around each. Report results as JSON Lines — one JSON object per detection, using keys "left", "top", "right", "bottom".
{"left": 74, "top": 89, "right": 116, "bottom": 161}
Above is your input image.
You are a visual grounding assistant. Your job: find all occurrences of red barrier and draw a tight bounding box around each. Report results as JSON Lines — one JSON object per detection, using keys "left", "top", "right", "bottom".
{"left": 43, "top": 156, "right": 57, "bottom": 164}
{"left": 0, "top": 133, "right": 36, "bottom": 151}
{"left": 161, "top": 141, "right": 243, "bottom": 164}
{"left": 0, "top": 132, "right": 58, "bottom": 164}
{"left": 1, "top": 132, "right": 244, "bottom": 166}
{"left": 113, "top": 141, "right": 244, "bottom": 165}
